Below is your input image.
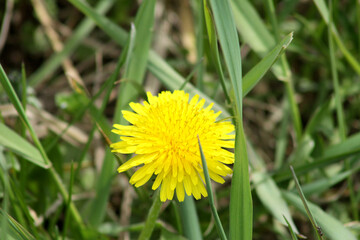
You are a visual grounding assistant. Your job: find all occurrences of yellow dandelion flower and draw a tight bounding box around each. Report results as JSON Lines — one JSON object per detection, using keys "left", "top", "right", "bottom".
{"left": 111, "top": 90, "right": 235, "bottom": 202}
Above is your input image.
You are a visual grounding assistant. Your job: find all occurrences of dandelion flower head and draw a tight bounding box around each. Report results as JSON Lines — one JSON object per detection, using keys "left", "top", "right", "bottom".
{"left": 111, "top": 90, "right": 235, "bottom": 202}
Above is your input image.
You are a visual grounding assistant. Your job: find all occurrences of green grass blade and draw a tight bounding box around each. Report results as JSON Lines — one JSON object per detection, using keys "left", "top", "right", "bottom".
{"left": 194, "top": 0, "right": 205, "bottom": 91}
{"left": 328, "top": 0, "right": 346, "bottom": 140}
{"left": 0, "top": 122, "right": 47, "bottom": 168}
{"left": 290, "top": 166, "right": 323, "bottom": 240}
{"left": 242, "top": 32, "right": 293, "bottom": 97}
{"left": 62, "top": 161, "right": 75, "bottom": 239}
{"left": 28, "top": 0, "right": 115, "bottom": 87}
{"left": 178, "top": 196, "right": 203, "bottom": 240}
{"left": 203, "top": 0, "right": 231, "bottom": 103}
{"left": 209, "top": 0, "right": 252, "bottom": 239}
{"left": 198, "top": 138, "right": 227, "bottom": 240}
{"left": 283, "top": 216, "right": 298, "bottom": 240}
{"left": 231, "top": 0, "right": 303, "bottom": 141}
{"left": 274, "top": 100, "right": 290, "bottom": 169}
{"left": 138, "top": 190, "right": 162, "bottom": 240}
{"left": 0, "top": 210, "right": 36, "bottom": 240}
{"left": 282, "top": 190, "right": 357, "bottom": 240}
{"left": 248, "top": 142, "right": 299, "bottom": 234}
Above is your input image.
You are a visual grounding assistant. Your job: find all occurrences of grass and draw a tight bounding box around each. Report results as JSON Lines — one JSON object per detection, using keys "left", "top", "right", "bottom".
{"left": 0, "top": 0, "right": 359, "bottom": 239}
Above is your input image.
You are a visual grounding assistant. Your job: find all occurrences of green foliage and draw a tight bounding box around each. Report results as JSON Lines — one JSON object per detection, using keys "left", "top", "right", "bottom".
{"left": 0, "top": 0, "right": 359, "bottom": 239}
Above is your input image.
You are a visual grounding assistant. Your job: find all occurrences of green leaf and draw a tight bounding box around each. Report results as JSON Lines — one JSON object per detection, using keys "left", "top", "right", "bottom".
{"left": 0, "top": 123, "right": 48, "bottom": 168}
{"left": 248, "top": 142, "right": 298, "bottom": 234}
{"left": 0, "top": 210, "right": 36, "bottom": 240}
{"left": 209, "top": 0, "right": 252, "bottom": 239}
{"left": 290, "top": 166, "right": 322, "bottom": 240}
{"left": 243, "top": 32, "right": 293, "bottom": 97}
{"left": 198, "top": 138, "right": 227, "bottom": 240}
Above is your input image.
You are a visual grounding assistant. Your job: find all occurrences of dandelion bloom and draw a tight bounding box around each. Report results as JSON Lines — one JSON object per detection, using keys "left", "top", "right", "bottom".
{"left": 111, "top": 90, "right": 235, "bottom": 202}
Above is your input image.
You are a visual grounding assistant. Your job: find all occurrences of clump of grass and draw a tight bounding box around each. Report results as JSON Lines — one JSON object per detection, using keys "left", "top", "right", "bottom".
{"left": 0, "top": 0, "right": 359, "bottom": 239}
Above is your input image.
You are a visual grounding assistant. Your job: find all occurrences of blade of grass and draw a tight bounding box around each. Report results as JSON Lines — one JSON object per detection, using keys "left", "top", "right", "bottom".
{"left": 138, "top": 189, "right": 162, "bottom": 240}
{"left": 203, "top": 0, "right": 231, "bottom": 104}
{"left": 62, "top": 161, "right": 75, "bottom": 240}
{"left": 208, "top": 0, "right": 252, "bottom": 239}
{"left": 194, "top": 0, "right": 205, "bottom": 91}
{"left": 0, "top": 210, "right": 36, "bottom": 240}
{"left": 0, "top": 122, "right": 47, "bottom": 168}
{"left": 274, "top": 99, "right": 290, "bottom": 169}
{"left": 242, "top": 32, "right": 293, "bottom": 97}
{"left": 283, "top": 216, "right": 298, "bottom": 240}
{"left": 231, "top": 0, "right": 303, "bottom": 142}
{"left": 290, "top": 166, "right": 323, "bottom": 239}
{"left": 282, "top": 190, "right": 357, "bottom": 240}
{"left": 328, "top": 0, "right": 346, "bottom": 141}
{"left": 198, "top": 137, "right": 227, "bottom": 240}
{"left": 178, "top": 196, "right": 203, "bottom": 240}
{"left": 248, "top": 141, "right": 299, "bottom": 233}
{"left": 0, "top": 150, "right": 10, "bottom": 240}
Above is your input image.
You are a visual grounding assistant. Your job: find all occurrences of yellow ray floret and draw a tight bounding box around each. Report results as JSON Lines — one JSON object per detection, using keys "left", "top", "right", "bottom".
{"left": 111, "top": 90, "right": 235, "bottom": 202}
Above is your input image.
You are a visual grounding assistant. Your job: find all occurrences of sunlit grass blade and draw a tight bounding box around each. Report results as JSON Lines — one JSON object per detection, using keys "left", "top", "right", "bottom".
{"left": 0, "top": 211, "right": 36, "bottom": 240}
{"left": 178, "top": 196, "right": 203, "bottom": 240}
{"left": 0, "top": 122, "right": 47, "bottom": 168}
{"left": 282, "top": 190, "right": 357, "bottom": 240}
{"left": 138, "top": 190, "right": 162, "bottom": 240}
{"left": 283, "top": 216, "right": 298, "bottom": 240}
{"left": 274, "top": 100, "right": 290, "bottom": 169}
{"left": 208, "top": 0, "right": 252, "bottom": 239}
{"left": 28, "top": 0, "right": 115, "bottom": 87}
{"left": 194, "top": 0, "right": 205, "bottom": 91}
{"left": 62, "top": 161, "right": 75, "bottom": 239}
{"left": 198, "top": 137, "right": 227, "bottom": 240}
{"left": 290, "top": 166, "right": 323, "bottom": 239}
{"left": 231, "top": 0, "right": 303, "bottom": 142}
{"left": 203, "top": 0, "right": 231, "bottom": 103}
{"left": 248, "top": 142, "right": 299, "bottom": 234}
{"left": 242, "top": 32, "right": 293, "bottom": 97}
